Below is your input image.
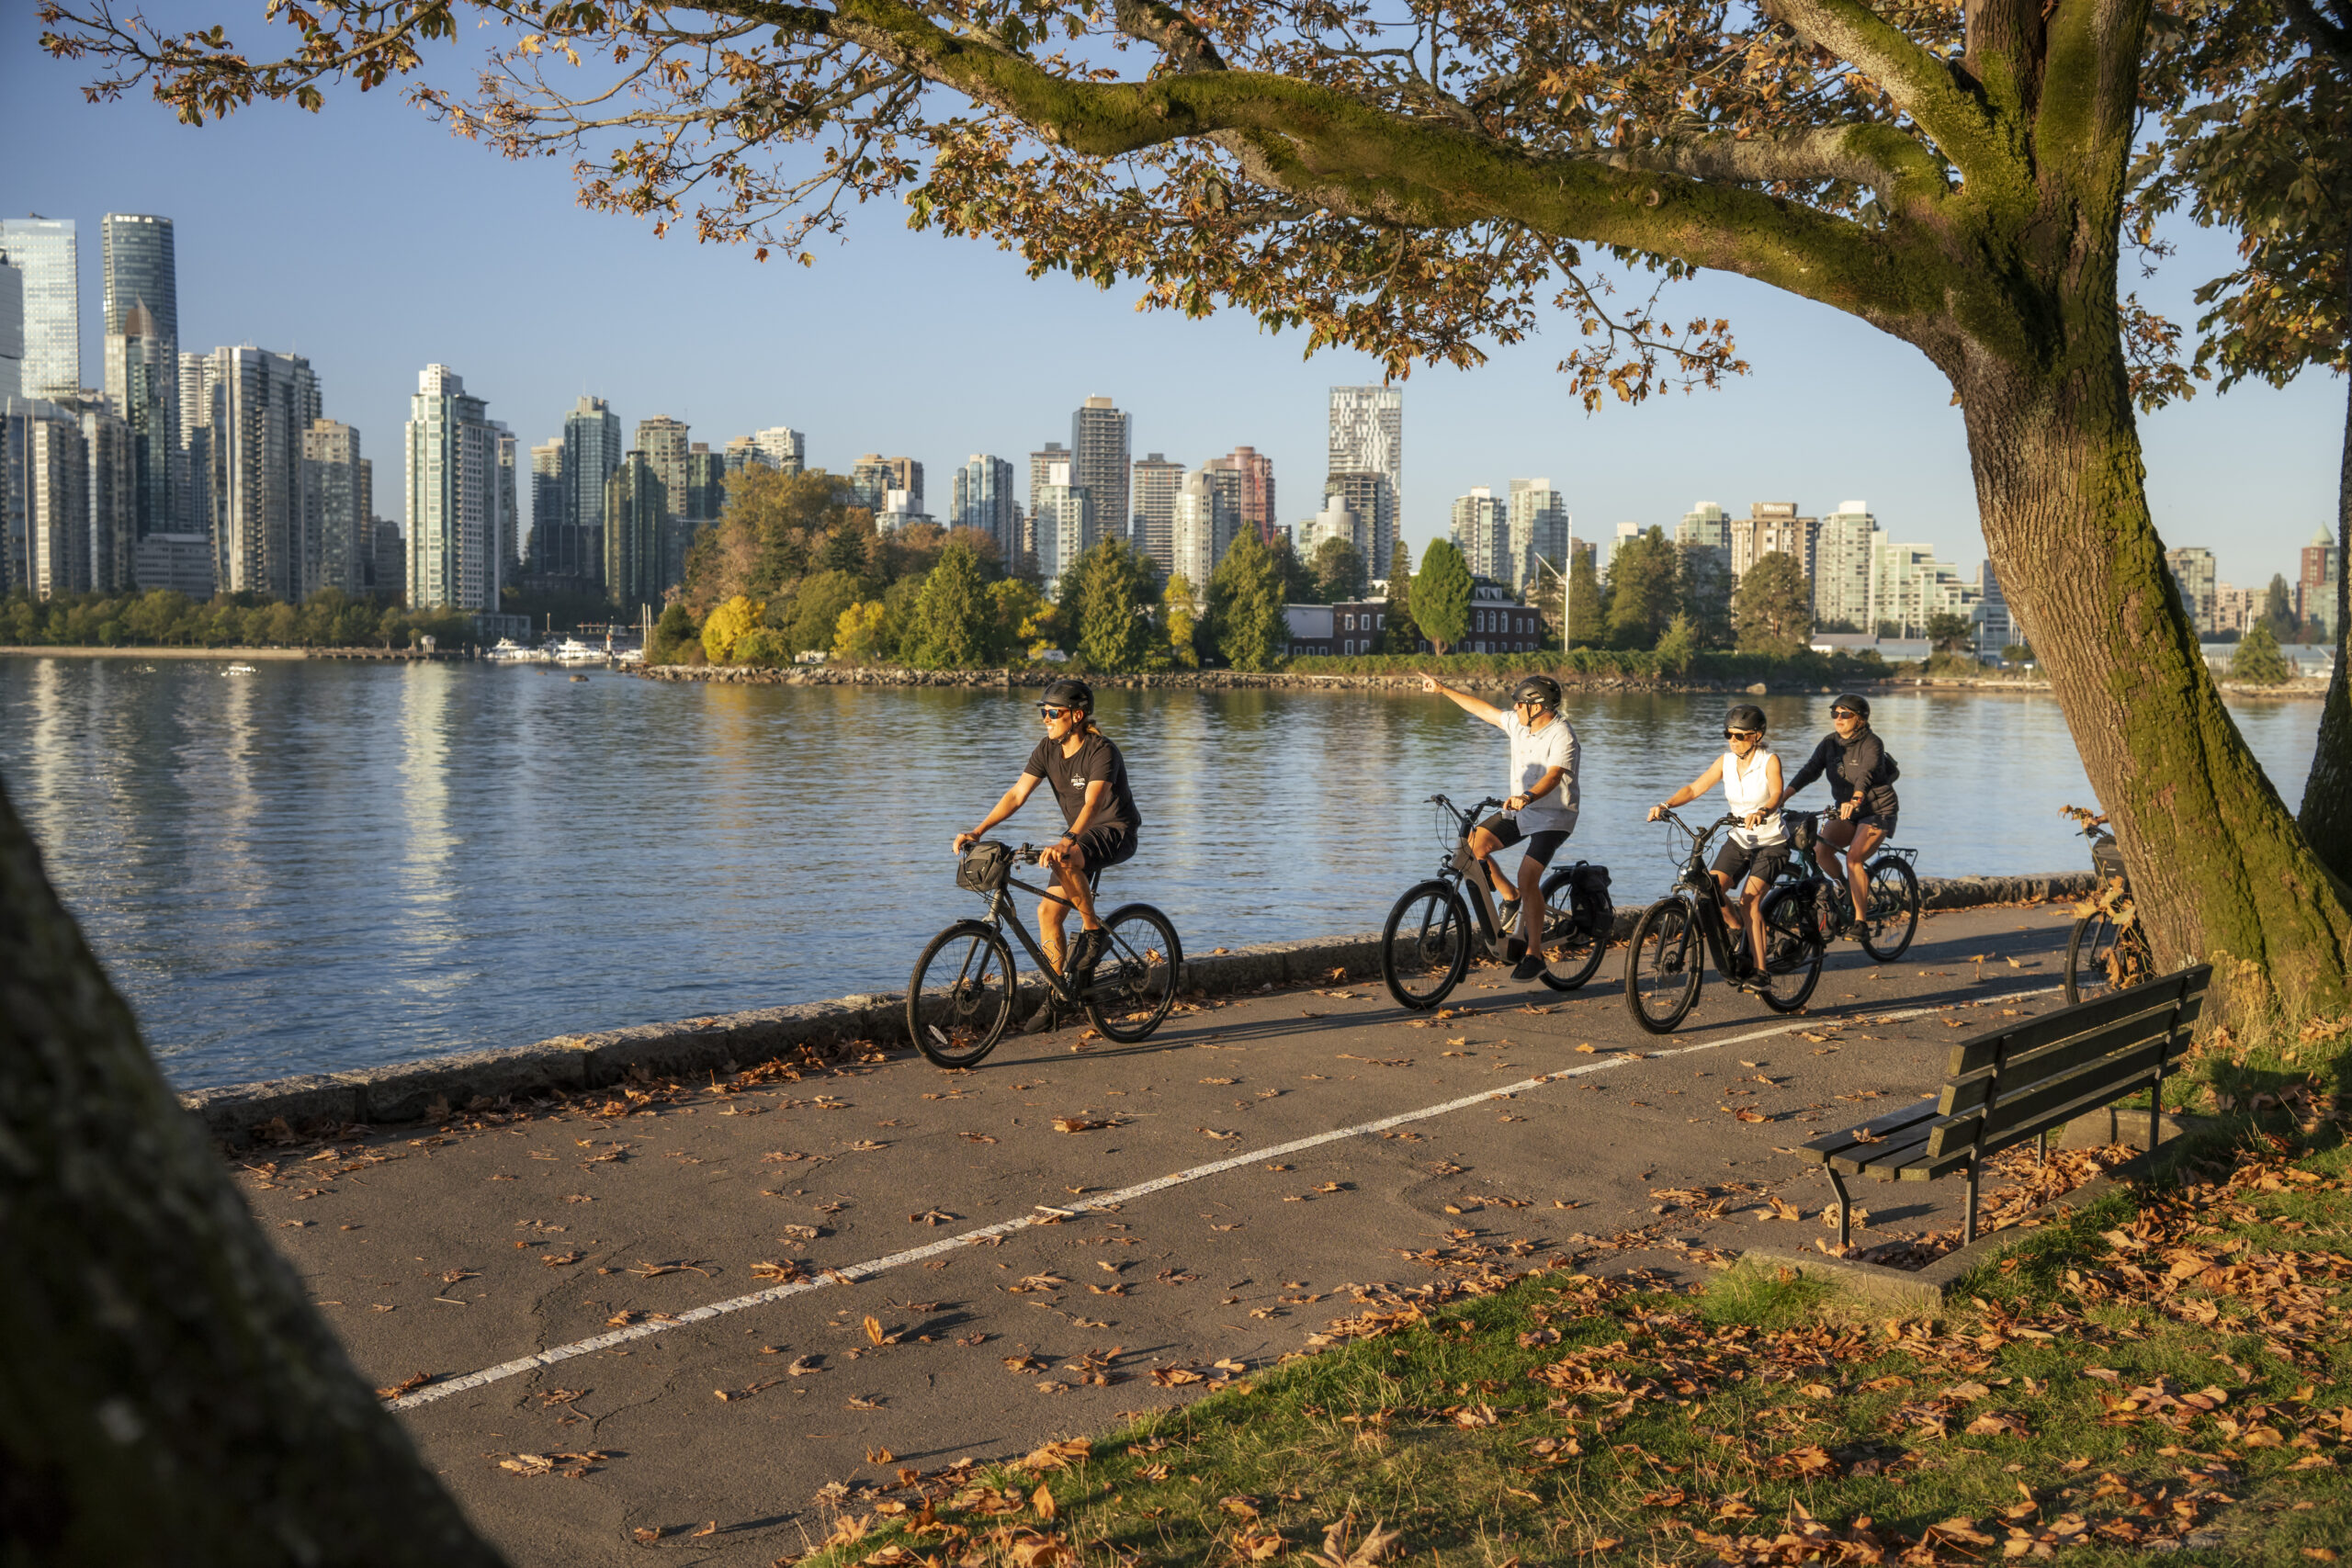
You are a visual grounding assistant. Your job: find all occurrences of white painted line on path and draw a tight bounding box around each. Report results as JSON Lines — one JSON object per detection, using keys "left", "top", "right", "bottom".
{"left": 390, "top": 982, "right": 2064, "bottom": 1411}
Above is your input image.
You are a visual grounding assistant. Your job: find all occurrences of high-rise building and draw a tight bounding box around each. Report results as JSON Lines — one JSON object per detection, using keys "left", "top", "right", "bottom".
{"left": 882, "top": 456, "right": 922, "bottom": 514}
{"left": 952, "top": 454, "right": 1018, "bottom": 566}
{"left": 1605, "top": 521, "right": 1641, "bottom": 578}
{"left": 1450, "top": 487, "right": 1510, "bottom": 583}
{"left": 1129, "top": 452, "right": 1184, "bottom": 574}
{"left": 1507, "top": 479, "right": 1568, "bottom": 595}
{"left": 851, "top": 453, "right": 891, "bottom": 512}
{"left": 1323, "top": 470, "right": 1394, "bottom": 572}
{"left": 100, "top": 215, "right": 176, "bottom": 449}
{"left": 1812, "top": 502, "right": 1878, "bottom": 630}
{"left": 528, "top": 437, "right": 563, "bottom": 573}
{"left": 605, "top": 450, "right": 665, "bottom": 613}
{"left": 192, "top": 346, "right": 322, "bottom": 600}
{"left": 301, "top": 419, "right": 368, "bottom": 594}
{"left": 404, "top": 364, "right": 507, "bottom": 612}
{"left": 1866, "top": 537, "right": 1975, "bottom": 637}
{"left": 0, "top": 220, "right": 80, "bottom": 403}
{"left": 1033, "top": 460, "right": 1093, "bottom": 583}
{"left": 2163, "top": 546, "right": 2219, "bottom": 635}
{"left": 1296, "top": 495, "right": 1364, "bottom": 567}
{"left": 0, "top": 255, "right": 22, "bottom": 400}
{"left": 752, "top": 426, "right": 806, "bottom": 475}
{"left": 724, "top": 434, "right": 764, "bottom": 474}
{"left": 1974, "top": 558, "right": 2015, "bottom": 654}
{"left": 1731, "top": 502, "right": 1817, "bottom": 587}
{"left": 2299, "top": 527, "right": 2342, "bottom": 639}
{"left": 371, "top": 517, "right": 401, "bottom": 598}
{"left": 2213, "top": 580, "right": 2257, "bottom": 638}
{"left": 688, "top": 442, "right": 727, "bottom": 523}
{"left": 1328, "top": 386, "right": 1402, "bottom": 576}
{"left": 1070, "top": 397, "right": 1130, "bottom": 546}
{"left": 1029, "top": 442, "right": 1070, "bottom": 518}
{"left": 26, "top": 404, "right": 90, "bottom": 599}
{"left": 635, "top": 416, "right": 694, "bottom": 587}
{"left": 493, "top": 423, "right": 519, "bottom": 579}
{"left": 1204, "top": 446, "right": 1275, "bottom": 546}
{"left": 557, "top": 396, "right": 620, "bottom": 584}
{"left": 1170, "top": 466, "right": 1237, "bottom": 594}
{"left": 108, "top": 302, "right": 175, "bottom": 539}
{"left": 1676, "top": 502, "right": 1734, "bottom": 637}
{"left": 81, "top": 403, "right": 136, "bottom": 592}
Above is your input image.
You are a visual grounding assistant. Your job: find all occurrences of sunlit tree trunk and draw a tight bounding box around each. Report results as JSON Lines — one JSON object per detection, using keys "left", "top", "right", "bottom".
{"left": 2299, "top": 360, "right": 2352, "bottom": 890}
{"left": 0, "top": 778, "right": 505, "bottom": 1566}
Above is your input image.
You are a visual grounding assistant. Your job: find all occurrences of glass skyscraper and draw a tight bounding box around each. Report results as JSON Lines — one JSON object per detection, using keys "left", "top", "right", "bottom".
{"left": 405, "top": 365, "right": 506, "bottom": 612}
{"left": 1327, "top": 386, "right": 1401, "bottom": 577}
{"left": 1069, "top": 397, "right": 1130, "bottom": 546}
{"left": 559, "top": 396, "right": 621, "bottom": 583}
{"left": 0, "top": 219, "right": 81, "bottom": 403}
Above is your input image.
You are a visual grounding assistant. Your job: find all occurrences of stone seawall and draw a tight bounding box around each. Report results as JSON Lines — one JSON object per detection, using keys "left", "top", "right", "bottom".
{"left": 180, "top": 870, "right": 2096, "bottom": 1145}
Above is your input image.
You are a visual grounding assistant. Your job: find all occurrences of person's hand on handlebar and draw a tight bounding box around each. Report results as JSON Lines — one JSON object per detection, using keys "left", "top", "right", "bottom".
{"left": 1744, "top": 810, "right": 1769, "bottom": 829}
{"left": 1647, "top": 803, "right": 1673, "bottom": 823}
{"left": 953, "top": 830, "right": 978, "bottom": 854}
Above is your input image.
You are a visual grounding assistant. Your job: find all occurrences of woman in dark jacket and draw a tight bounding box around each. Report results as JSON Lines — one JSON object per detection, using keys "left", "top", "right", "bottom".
{"left": 1768, "top": 694, "right": 1899, "bottom": 938}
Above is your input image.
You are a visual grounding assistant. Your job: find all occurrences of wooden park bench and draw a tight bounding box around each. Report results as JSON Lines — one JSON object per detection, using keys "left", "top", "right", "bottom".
{"left": 1796, "top": 964, "right": 2211, "bottom": 1248}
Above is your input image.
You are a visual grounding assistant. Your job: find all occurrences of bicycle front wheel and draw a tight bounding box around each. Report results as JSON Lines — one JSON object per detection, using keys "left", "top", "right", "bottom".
{"left": 1082, "top": 903, "right": 1183, "bottom": 1043}
{"left": 1625, "top": 897, "right": 1703, "bottom": 1034}
{"left": 1534, "top": 865, "right": 1609, "bottom": 991}
{"left": 1858, "top": 857, "right": 1920, "bottom": 961}
{"left": 1382, "top": 880, "right": 1469, "bottom": 1010}
{"left": 1755, "top": 886, "right": 1825, "bottom": 1013}
{"left": 908, "top": 920, "right": 1019, "bottom": 1068}
{"left": 2064, "top": 912, "right": 2153, "bottom": 1005}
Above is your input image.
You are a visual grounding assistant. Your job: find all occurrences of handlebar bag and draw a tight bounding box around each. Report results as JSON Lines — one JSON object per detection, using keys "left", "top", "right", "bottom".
{"left": 1785, "top": 813, "right": 1818, "bottom": 854}
{"left": 957, "top": 840, "right": 1014, "bottom": 893}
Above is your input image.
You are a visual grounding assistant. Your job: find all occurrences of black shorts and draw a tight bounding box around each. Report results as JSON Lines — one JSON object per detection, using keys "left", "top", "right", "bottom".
{"left": 1713, "top": 838, "right": 1790, "bottom": 888}
{"left": 1828, "top": 809, "right": 1899, "bottom": 840}
{"left": 1476, "top": 814, "right": 1570, "bottom": 867}
{"left": 1063, "top": 821, "right": 1136, "bottom": 875}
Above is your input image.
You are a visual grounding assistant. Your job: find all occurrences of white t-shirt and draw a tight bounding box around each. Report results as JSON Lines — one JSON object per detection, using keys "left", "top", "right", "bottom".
{"left": 1504, "top": 712, "right": 1580, "bottom": 833}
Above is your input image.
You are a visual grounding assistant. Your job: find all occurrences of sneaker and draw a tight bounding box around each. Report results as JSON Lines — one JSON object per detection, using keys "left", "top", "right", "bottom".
{"left": 1510, "top": 951, "right": 1546, "bottom": 982}
{"left": 1069, "top": 927, "right": 1111, "bottom": 974}
{"left": 1497, "top": 897, "right": 1522, "bottom": 936}
{"left": 1020, "top": 998, "right": 1067, "bottom": 1034}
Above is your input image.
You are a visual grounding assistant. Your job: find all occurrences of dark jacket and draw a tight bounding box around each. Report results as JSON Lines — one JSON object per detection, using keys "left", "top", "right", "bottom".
{"left": 1784, "top": 728, "right": 1899, "bottom": 818}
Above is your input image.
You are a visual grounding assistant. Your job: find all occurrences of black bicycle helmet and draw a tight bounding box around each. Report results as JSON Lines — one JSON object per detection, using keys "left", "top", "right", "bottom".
{"left": 1725, "top": 704, "right": 1766, "bottom": 733}
{"left": 1040, "top": 677, "right": 1094, "bottom": 714}
{"left": 1831, "top": 693, "right": 1871, "bottom": 720}
{"left": 1511, "top": 674, "right": 1563, "bottom": 711}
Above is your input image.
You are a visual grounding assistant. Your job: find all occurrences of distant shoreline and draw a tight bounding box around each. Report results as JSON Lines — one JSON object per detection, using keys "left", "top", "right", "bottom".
{"left": 0, "top": 646, "right": 313, "bottom": 660}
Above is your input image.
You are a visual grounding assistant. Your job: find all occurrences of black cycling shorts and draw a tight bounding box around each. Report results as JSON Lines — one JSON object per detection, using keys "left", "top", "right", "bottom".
{"left": 1476, "top": 813, "right": 1570, "bottom": 867}
{"left": 1713, "top": 838, "right": 1790, "bottom": 889}
{"left": 1826, "top": 808, "right": 1899, "bottom": 840}
{"left": 1062, "top": 822, "right": 1136, "bottom": 874}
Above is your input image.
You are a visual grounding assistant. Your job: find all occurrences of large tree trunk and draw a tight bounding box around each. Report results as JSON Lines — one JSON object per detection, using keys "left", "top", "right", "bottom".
{"left": 0, "top": 777, "right": 506, "bottom": 1566}
{"left": 2299, "top": 365, "right": 2352, "bottom": 888}
{"left": 1959, "top": 340, "right": 2352, "bottom": 1014}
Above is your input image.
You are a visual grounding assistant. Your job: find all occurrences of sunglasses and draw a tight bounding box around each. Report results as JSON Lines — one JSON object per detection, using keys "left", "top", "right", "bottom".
{"left": 1832, "top": 709, "right": 1859, "bottom": 720}
{"left": 1037, "top": 705, "right": 1071, "bottom": 720}
{"left": 1724, "top": 728, "right": 1759, "bottom": 740}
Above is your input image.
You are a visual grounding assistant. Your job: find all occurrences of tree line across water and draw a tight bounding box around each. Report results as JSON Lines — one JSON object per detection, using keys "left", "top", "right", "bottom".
{"left": 0, "top": 587, "right": 482, "bottom": 653}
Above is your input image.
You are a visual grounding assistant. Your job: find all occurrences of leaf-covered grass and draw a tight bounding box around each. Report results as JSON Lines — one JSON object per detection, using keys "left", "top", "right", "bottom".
{"left": 795, "top": 1124, "right": 2352, "bottom": 1567}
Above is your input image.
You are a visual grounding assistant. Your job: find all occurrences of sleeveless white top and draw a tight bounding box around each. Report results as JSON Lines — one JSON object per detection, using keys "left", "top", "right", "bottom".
{"left": 1723, "top": 748, "right": 1786, "bottom": 846}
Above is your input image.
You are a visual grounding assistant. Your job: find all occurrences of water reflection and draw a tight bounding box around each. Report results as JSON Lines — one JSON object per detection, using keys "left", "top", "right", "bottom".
{"left": 0, "top": 657, "right": 2321, "bottom": 1089}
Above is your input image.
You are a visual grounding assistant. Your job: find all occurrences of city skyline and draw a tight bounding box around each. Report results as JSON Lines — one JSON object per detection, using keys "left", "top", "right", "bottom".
{"left": 6, "top": 0, "right": 2346, "bottom": 600}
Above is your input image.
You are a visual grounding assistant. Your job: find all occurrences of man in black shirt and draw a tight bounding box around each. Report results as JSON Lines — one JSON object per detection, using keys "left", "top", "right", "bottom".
{"left": 1769, "top": 694, "right": 1900, "bottom": 938}
{"left": 955, "top": 678, "right": 1140, "bottom": 1029}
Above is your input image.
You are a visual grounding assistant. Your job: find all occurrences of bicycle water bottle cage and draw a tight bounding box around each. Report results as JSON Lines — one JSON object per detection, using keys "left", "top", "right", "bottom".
{"left": 957, "top": 841, "right": 1014, "bottom": 893}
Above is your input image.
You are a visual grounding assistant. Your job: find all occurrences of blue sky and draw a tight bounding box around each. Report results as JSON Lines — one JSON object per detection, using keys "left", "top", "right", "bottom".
{"left": 6, "top": 6, "right": 2341, "bottom": 590}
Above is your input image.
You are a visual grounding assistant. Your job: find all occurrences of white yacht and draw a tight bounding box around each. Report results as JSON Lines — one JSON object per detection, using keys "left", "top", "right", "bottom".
{"left": 551, "top": 637, "right": 605, "bottom": 665}
{"left": 484, "top": 637, "right": 547, "bottom": 663}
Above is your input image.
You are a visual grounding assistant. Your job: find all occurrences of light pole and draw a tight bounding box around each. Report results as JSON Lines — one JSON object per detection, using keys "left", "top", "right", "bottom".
{"left": 1532, "top": 513, "right": 1577, "bottom": 659}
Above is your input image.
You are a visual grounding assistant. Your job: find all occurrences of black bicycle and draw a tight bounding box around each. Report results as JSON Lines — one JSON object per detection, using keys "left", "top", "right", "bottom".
{"left": 1379, "top": 793, "right": 1614, "bottom": 1010}
{"left": 907, "top": 841, "right": 1183, "bottom": 1068}
{"left": 2062, "top": 807, "right": 2150, "bottom": 1005}
{"left": 1773, "top": 809, "right": 1922, "bottom": 962}
{"left": 1623, "top": 808, "right": 1826, "bottom": 1033}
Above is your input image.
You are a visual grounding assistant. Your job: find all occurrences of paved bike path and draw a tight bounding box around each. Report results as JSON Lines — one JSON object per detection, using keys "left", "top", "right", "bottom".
{"left": 243, "top": 901, "right": 2081, "bottom": 1564}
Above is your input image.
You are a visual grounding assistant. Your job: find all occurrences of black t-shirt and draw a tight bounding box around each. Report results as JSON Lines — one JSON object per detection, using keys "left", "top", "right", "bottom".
{"left": 1023, "top": 730, "right": 1141, "bottom": 831}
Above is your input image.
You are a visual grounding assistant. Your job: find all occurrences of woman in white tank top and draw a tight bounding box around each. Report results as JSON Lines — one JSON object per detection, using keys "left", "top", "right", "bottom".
{"left": 1645, "top": 705, "right": 1786, "bottom": 988}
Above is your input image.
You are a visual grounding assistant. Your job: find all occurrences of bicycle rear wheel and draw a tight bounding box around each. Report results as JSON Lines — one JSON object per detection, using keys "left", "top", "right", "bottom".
{"left": 2064, "top": 912, "right": 2153, "bottom": 1005}
{"left": 1858, "top": 857, "right": 1920, "bottom": 961}
{"left": 908, "top": 920, "right": 1018, "bottom": 1068}
{"left": 1381, "top": 880, "right": 1469, "bottom": 1010}
{"left": 1625, "top": 897, "right": 1703, "bottom": 1034}
{"left": 1755, "top": 886, "right": 1825, "bottom": 1013}
{"left": 1081, "top": 903, "right": 1183, "bottom": 1043}
{"left": 1534, "top": 865, "right": 1608, "bottom": 991}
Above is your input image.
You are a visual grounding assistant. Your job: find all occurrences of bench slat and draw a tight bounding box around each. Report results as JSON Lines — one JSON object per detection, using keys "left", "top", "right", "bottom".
{"left": 1796, "top": 1096, "right": 1941, "bottom": 1164}
{"left": 1926, "top": 1035, "right": 2172, "bottom": 1162}
{"left": 1943, "top": 966, "right": 2207, "bottom": 1077}
{"left": 1938, "top": 1010, "right": 2186, "bottom": 1121}
{"left": 1908, "top": 1074, "right": 2171, "bottom": 1179}
{"left": 1827, "top": 1125, "right": 1939, "bottom": 1178}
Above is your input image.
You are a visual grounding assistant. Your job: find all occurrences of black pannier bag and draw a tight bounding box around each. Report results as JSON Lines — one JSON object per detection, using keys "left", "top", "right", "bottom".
{"left": 1568, "top": 862, "right": 1613, "bottom": 937}
{"left": 957, "top": 840, "right": 1014, "bottom": 894}
{"left": 1785, "top": 811, "right": 1819, "bottom": 855}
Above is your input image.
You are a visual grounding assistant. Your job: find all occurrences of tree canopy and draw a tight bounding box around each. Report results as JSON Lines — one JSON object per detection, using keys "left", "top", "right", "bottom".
{"left": 1410, "top": 539, "right": 1473, "bottom": 655}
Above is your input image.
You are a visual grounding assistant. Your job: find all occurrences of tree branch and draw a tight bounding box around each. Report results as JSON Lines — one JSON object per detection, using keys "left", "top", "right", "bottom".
{"left": 1601, "top": 124, "right": 1951, "bottom": 210}
{"left": 2282, "top": 0, "right": 2352, "bottom": 72}
{"left": 1761, "top": 0, "right": 2017, "bottom": 185}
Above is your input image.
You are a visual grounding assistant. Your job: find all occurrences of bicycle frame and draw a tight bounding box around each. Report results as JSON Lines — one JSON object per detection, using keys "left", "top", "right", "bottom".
{"left": 1425, "top": 795, "right": 1519, "bottom": 960}
{"left": 1650, "top": 810, "right": 1751, "bottom": 983}
{"left": 974, "top": 851, "right": 1108, "bottom": 1005}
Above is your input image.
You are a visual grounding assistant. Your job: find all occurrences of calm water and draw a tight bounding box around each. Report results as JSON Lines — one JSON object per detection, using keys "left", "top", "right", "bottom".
{"left": 0, "top": 657, "right": 2322, "bottom": 1089}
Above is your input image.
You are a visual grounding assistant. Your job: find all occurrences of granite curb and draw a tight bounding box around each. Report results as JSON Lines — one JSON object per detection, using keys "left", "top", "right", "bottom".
{"left": 178, "top": 870, "right": 2097, "bottom": 1146}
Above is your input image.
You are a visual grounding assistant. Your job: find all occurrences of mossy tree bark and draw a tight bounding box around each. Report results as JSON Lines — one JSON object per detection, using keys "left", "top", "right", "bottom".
{"left": 2299, "top": 358, "right": 2352, "bottom": 891}
{"left": 0, "top": 777, "right": 505, "bottom": 1565}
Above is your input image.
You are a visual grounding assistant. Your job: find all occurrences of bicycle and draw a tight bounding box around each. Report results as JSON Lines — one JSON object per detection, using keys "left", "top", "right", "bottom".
{"left": 906, "top": 840, "right": 1183, "bottom": 1068}
{"left": 1773, "top": 809, "right": 1922, "bottom": 962}
{"left": 1623, "top": 808, "right": 1826, "bottom": 1033}
{"left": 2061, "top": 807, "right": 2151, "bottom": 1005}
{"left": 1379, "top": 793, "right": 1614, "bottom": 1010}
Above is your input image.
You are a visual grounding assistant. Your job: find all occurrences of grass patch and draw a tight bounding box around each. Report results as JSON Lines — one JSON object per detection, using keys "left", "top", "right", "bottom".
{"left": 793, "top": 1122, "right": 2352, "bottom": 1567}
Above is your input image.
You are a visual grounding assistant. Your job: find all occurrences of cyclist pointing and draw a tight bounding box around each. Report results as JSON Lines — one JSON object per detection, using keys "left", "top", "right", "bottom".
{"left": 1420, "top": 671, "right": 1581, "bottom": 981}
{"left": 955, "top": 678, "right": 1140, "bottom": 1030}
{"left": 1768, "top": 693, "right": 1899, "bottom": 938}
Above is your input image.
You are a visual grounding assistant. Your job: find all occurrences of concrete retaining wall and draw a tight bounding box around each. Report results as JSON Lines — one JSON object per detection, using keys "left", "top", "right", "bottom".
{"left": 180, "top": 870, "right": 2097, "bottom": 1145}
